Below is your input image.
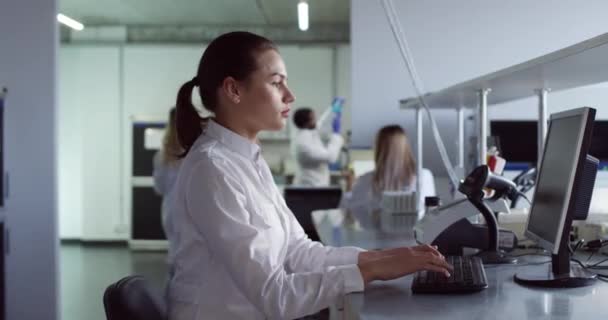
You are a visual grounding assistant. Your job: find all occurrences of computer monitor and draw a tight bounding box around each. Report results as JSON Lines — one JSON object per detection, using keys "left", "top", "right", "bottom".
{"left": 491, "top": 120, "right": 608, "bottom": 168}
{"left": 590, "top": 121, "right": 608, "bottom": 163}
{"left": 491, "top": 121, "right": 537, "bottom": 165}
{"left": 515, "top": 107, "right": 599, "bottom": 288}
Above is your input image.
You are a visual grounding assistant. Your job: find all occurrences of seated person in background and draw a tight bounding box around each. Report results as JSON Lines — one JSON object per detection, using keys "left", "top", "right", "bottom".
{"left": 342, "top": 125, "right": 435, "bottom": 210}
{"left": 292, "top": 107, "right": 343, "bottom": 186}
{"left": 153, "top": 107, "right": 183, "bottom": 236}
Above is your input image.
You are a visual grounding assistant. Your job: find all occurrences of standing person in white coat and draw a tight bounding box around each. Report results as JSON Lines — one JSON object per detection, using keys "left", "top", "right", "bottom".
{"left": 341, "top": 125, "right": 436, "bottom": 211}
{"left": 292, "top": 106, "right": 343, "bottom": 186}
{"left": 167, "top": 31, "right": 451, "bottom": 320}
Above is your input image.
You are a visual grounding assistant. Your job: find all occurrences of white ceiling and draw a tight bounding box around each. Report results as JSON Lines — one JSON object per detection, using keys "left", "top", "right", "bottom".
{"left": 59, "top": 0, "right": 350, "bottom": 27}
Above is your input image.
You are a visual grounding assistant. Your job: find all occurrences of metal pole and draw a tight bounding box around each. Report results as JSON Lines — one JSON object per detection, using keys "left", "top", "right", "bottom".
{"left": 536, "top": 88, "right": 550, "bottom": 168}
{"left": 478, "top": 89, "right": 491, "bottom": 165}
{"left": 457, "top": 106, "right": 465, "bottom": 169}
{"left": 416, "top": 106, "right": 423, "bottom": 210}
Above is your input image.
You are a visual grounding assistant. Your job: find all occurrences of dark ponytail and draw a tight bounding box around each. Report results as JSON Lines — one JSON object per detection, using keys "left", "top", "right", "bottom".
{"left": 175, "top": 31, "right": 277, "bottom": 158}
{"left": 175, "top": 78, "right": 203, "bottom": 157}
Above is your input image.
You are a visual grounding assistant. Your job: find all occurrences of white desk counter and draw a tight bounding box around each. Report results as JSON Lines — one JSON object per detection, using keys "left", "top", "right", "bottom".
{"left": 312, "top": 209, "right": 608, "bottom": 320}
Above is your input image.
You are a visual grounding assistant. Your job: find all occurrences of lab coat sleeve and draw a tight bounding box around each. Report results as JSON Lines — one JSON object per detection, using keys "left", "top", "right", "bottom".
{"left": 298, "top": 134, "right": 344, "bottom": 164}
{"left": 152, "top": 151, "right": 167, "bottom": 195}
{"left": 283, "top": 204, "right": 364, "bottom": 273}
{"left": 317, "top": 107, "right": 332, "bottom": 128}
{"left": 186, "top": 158, "right": 364, "bottom": 319}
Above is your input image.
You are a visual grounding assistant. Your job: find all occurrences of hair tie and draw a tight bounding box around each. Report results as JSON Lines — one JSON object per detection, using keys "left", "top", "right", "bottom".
{"left": 191, "top": 76, "right": 199, "bottom": 87}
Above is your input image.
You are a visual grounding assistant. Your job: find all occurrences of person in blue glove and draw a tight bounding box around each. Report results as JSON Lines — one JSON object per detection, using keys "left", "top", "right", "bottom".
{"left": 293, "top": 101, "right": 344, "bottom": 186}
{"left": 331, "top": 97, "right": 344, "bottom": 134}
{"left": 331, "top": 114, "right": 341, "bottom": 133}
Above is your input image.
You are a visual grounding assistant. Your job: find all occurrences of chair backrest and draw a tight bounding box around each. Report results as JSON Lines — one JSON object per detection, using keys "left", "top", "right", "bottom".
{"left": 103, "top": 275, "right": 167, "bottom": 320}
{"left": 284, "top": 187, "right": 342, "bottom": 241}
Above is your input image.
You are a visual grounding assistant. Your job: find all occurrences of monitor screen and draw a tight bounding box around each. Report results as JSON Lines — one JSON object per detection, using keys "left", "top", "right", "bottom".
{"left": 590, "top": 122, "right": 608, "bottom": 161}
{"left": 491, "top": 120, "right": 608, "bottom": 165}
{"left": 491, "top": 121, "right": 537, "bottom": 163}
{"left": 525, "top": 112, "right": 589, "bottom": 253}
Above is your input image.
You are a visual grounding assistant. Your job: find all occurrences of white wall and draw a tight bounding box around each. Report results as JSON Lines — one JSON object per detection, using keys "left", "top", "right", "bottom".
{"left": 281, "top": 46, "right": 335, "bottom": 114}
{"left": 337, "top": 45, "right": 352, "bottom": 138}
{"left": 80, "top": 48, "right": 123, "bottom": 240}
{"left": 123, "top": 45, "right": 204, "bottom": 117}
{"left": 58, "top": 49, "right": 83, "bottom": 239}
{"left": 351, "top": 0, "right": 608, "bottom": 148}
{"left": 59, "top": 46, "right": 122, "bottom": 240}
{"left": 0, "top": 0, "right": 59, "bottom": 319}
{"left": 59, "top": 43, "right": 349, "bottom": 239}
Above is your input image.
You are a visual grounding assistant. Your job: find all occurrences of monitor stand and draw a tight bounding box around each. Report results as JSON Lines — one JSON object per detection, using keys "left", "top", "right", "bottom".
{"left": 514, "top": 249, "right": 597, "bottom": 288}
{"left": 514, "top": 265, "right": 596, "bottom": 288}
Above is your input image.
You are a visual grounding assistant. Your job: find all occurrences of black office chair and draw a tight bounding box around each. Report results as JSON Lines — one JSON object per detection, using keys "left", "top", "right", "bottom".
{"left": 103, "top": 275, "right": 167, "bottom": 320}
{"left": 284, "top": 187, "right": 343, "bottom": 242}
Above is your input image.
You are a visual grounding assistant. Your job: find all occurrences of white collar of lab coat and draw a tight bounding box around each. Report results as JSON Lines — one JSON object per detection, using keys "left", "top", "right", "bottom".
{"left": 204, "top": 120, "right": 261, "bottom": 161}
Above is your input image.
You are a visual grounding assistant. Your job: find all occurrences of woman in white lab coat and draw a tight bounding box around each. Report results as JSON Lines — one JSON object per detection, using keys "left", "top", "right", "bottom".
{"left": 342, "top": 125, "right": 436, "bottom": 211}
{"left": 152, "top": 107, "right": 182, "bottom": 239}
{"left": 167, "top": 31, "right": 451, "bottom": 320}
{"left": 292, "top": 107, "right": 343, "bottom": 186}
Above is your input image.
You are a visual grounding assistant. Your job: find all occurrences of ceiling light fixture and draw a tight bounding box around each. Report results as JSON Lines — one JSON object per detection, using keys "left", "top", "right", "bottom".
{"left": 57, "top": 13, "right": 84, "bottom": 31}
{"left": 298, "top": 1, "right": 309, "bottom": 31}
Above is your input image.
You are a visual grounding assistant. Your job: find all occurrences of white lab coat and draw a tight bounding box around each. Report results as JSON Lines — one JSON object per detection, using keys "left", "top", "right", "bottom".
{"left": 152, "top": 151, "right": 181, "bottom": 265}
{"left": 167, "top": 120, "right": 364, "bottom": 320}
{"left": 341, "top": 168, "right": 436, "bottom": 211}
{"left": 293, "top": 107, "right": 344, "bottom": 187}
{"left": 293, "top": 129, "right": 344, "bottom": 186}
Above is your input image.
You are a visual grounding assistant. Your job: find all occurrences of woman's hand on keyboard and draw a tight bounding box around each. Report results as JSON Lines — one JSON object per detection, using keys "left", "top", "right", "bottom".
{"left": 358, "top": 245, "right": 453, "bottom": 285}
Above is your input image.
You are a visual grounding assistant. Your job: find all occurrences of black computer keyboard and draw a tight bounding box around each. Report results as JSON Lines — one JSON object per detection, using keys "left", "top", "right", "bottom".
{"left": 411, "top": 256, "right": 488, "bottom": 294}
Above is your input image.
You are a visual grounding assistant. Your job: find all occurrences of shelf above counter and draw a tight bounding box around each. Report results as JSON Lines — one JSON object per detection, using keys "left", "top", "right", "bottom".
{"left": 400, "top": 32, "right": 608, "bottom": 109}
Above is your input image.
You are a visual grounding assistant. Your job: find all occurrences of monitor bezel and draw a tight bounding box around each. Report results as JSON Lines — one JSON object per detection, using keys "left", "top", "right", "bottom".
{"left": 523, "top": 107, "right": 594, "bottom": 255}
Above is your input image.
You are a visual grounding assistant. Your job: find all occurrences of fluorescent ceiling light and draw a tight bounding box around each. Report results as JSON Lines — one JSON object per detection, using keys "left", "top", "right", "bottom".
{"left": 298, "top": 1, "right": 309, "bottom": 31}
{"left": 57, "top": 13, "right": 84, "bottom": 31}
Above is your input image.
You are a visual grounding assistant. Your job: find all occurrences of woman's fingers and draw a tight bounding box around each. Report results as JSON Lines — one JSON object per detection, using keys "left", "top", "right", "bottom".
{"left": 386, "top": 245, "right": 442, "bottom": 258}
{"left": 412, "top": 245, "right": 444, "bottom": 257}
{"left": 428, "top": 255, "right": 453, "bottom": 271}
{"left": 411, "top": 252, "right": 452, "bottom": 271}
{"left": 423, "top": 264, "right": 452, "bottom": 277}
{"left": 412, "top": 246, "right": 447, "bottom": 262}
